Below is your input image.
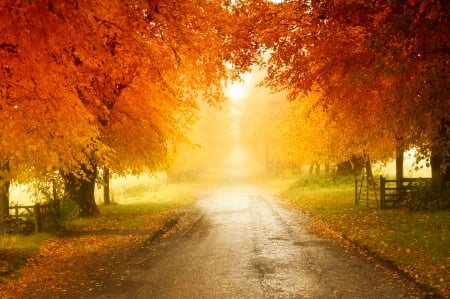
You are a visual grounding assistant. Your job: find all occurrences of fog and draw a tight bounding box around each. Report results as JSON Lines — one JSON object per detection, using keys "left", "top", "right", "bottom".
{"left": 172, "top": 65, "right": 431, "bottom": 182}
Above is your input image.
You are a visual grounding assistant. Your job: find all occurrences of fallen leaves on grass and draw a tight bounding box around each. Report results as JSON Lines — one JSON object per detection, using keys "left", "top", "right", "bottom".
{"left": 0, "top": 209, "right": 180, "bottom": 298}
{"left": 0, "top": 233, "right": 145, "bottom": 298}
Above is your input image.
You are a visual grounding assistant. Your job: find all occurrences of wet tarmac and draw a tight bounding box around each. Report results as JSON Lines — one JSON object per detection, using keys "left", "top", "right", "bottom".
{"left": 98, "top": 183, "right": 427, "bottom": 298}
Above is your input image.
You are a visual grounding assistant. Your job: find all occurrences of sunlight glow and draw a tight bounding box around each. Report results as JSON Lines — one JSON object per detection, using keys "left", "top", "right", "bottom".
{"left": 225, "top": 72, "right": 252, "bottom": 101}
{"left": 225, "top": 82, "right": 247, "bottom": 101}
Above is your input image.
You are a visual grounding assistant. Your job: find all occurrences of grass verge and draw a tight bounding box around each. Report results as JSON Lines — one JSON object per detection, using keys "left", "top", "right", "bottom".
{"left": 282, "top": 176, "right": 450, "bottom": 298}
{"left": 67, "top": 187, "right": 195, "bottom": 232}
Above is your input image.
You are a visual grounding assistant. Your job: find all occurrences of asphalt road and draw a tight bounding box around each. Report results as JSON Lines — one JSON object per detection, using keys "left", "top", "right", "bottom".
{"left": 97, "top": 183, "right": 427, "bottom": 299}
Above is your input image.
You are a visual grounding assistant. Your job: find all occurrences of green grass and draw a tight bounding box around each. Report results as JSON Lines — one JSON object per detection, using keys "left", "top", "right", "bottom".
{"left": 0, "top": 233, "right": 50, "bottom": 253}
{"left": 68, "top": 181, "right": 196, "bottom": 232}
{"left": 0, "top": 233, "right": 50, "bottom": 276}
{"left": 282, "top": 175, "right": 450, "bottom": 297}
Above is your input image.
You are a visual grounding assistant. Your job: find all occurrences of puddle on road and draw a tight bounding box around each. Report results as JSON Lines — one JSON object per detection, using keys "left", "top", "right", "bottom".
{"left": 251, "top": 256, "right": 276, "bottom": 275}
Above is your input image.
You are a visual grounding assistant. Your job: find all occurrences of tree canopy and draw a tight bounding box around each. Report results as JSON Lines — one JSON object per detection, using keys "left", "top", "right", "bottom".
{"left": 1, "top": 0, "right": 449, "bottom": 217}
{"left": 0, "top": 0, "right": 253, "bottom": 216}
{"left": 246, "top": 0, "right": 449, "bottom": 181}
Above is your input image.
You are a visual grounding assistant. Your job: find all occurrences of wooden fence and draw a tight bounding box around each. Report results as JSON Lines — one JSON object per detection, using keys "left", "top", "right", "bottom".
{"left": 8, "top": 201, "right": 60, "bottom": 232}
{"left": 356, "top": 175, "right": 431, "bottom": 209}
{"left": 379, "top": 176, "right": 432, "bottom": 209}
{"left": 355, "top": 175, "right": 378, "bottom": 207}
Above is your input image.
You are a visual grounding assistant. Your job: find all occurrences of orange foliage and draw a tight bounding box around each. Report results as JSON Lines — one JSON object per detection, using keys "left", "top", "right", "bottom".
{"left": 249, "top": 0, "right": 449, "bottom": 166}
{"left": 0, "top": 0, "right": 250, "bottom": 187}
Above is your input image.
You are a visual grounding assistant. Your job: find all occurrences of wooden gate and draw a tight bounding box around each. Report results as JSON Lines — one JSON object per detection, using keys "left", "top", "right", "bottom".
{"left": 355, "top": 175, "right": 378, "bottom": 207}
{"left": 356, "top": 176, "right": 432, "bottom": 209}
{"left": 8, "top": 201, "right": 60, "bottom": 232}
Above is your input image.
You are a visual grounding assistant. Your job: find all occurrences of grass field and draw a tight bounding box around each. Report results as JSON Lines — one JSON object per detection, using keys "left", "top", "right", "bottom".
{"left": 281, "top": 175, "right": 450, "bottom": 297}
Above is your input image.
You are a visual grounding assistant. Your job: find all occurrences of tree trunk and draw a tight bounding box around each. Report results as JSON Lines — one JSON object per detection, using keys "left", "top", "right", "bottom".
{"left": 431, "top": 117, "right": 450, "bottom": 193}
{"left": 324, "top": 161, "right": 330, "bottom": 176}
{"left": 52, "top": 178, "right": 58, "bottom": 201}
{"left": 430, "top": 151, "right": 443, "bottom": 193}
{"left": 103, "top": 167, "right": 110, "bottom": 205}
{"left": 309, "top": 163, "right": 314, "bottom": 176}
{"left": 395, "top": 145, "right": 404, "bottom": 190}
{"left": 63, "top": 163, "right": 99, "bottom": 217}
{"left": 0, "top": 161, "right": 10, "bottom": 223}
{"left": 364, "top": 154, "right": 374, "bottom": 186}
{"left": 314, "top": 162, "right": 320, "bottom": 176}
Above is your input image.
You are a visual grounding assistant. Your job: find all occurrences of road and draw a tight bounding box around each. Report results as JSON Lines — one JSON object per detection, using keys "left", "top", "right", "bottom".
{"left": 96, "top": 183, "right": 426, "bottom": 299}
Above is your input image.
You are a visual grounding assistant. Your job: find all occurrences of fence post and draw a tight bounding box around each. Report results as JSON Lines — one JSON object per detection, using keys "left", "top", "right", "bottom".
{"left": 34, "top": 203, "right": 42, "bottom": 232}
{"left": 15, "top": 204, "right": 19, "bottom": 219}
{"left": 380, "top": 175, "right": 385, "bottom": 209}
{"left": 355, "top": 177, "right": 358, "bottom": 205}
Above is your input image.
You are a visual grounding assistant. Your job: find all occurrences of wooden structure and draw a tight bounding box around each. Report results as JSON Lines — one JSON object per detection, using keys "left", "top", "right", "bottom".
{"left": 356, "top": 175, "right": 431, "bottom": 209}
{"left": 379, "top": 176, "right": 431, "bottom": 209}
{"left": 8, "top": 201, "right": 60, "bottom": 232}
{"left": 355, "top": 175, "right": 378, "bottom": 207}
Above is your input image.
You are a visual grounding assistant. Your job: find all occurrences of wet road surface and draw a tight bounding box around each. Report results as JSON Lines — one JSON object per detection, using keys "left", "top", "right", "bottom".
{"left": 97, "top": 184, "right": 426, "bottom": 298}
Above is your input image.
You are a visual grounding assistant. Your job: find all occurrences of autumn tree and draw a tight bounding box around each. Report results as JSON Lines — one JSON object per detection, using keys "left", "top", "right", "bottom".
{"left": 0, "top": 0, "right": 102, "bottom": 219}
{"left": 0, "top": 0, "right": 259, "bottom": 219}
{"left": 66, "top": 0, "right": 249, "bottom": 214}
{"left": 251, "top": 0, "right": 449, "bottom": 195}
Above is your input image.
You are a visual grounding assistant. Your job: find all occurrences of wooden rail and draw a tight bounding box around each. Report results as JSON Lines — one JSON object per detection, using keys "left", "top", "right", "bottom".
{"left": 8, "top": 202, "right": 59, "bottom": 232}
{"left": 379, "top": 176, "right": 431, "bottom": 209}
